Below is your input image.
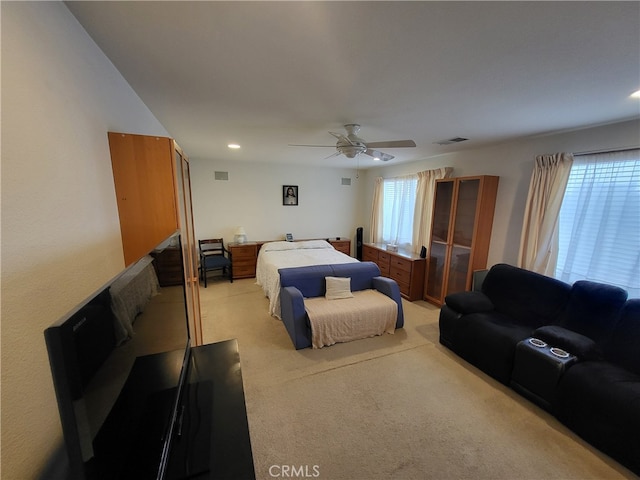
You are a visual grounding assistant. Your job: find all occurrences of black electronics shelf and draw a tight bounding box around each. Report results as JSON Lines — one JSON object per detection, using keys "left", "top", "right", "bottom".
{"left": 170, "top": 339, "right": 255, "bottom": 480}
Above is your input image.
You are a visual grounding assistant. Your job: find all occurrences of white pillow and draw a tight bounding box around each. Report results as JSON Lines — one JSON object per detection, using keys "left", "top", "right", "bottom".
{"left": 261, "top": 241, "right": 299, "bottom": 252}
{"left": 325, "top": 276, "right": 353, "bottom": 300}
{"left": 298, "top": 239, "right": 333, "bottom": 250}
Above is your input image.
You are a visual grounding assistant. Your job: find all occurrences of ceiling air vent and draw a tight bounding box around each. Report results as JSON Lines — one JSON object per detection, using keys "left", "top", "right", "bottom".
{"left": 434, "top": 137, "right": 469, "bottom": 146}
{"left": 214, "top": 171, "right": 229, "bottom": 181}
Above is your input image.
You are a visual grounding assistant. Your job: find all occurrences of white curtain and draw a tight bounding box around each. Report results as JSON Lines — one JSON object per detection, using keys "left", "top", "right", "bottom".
{"left": 518, "top": 152, "right": 573, "bottom": 275}
{"left": 369, "top": 177, "right": 384, "bottom": 243}
{"left": 555, "top": 149, "right": 640, "bottom": 297}
{"left": 412, "top": 167, "right": 453, "bottom": 254}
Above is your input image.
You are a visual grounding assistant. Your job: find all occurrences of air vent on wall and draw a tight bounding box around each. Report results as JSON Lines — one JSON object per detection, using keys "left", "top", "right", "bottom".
{"left": 434, "top": 137, "right": 469, "bottom": 146}
{"left": 341, "top": 178, "right": 351, "bottom": 186}
{"left": 214, "top": 171, "right": 229, "bottom": 181}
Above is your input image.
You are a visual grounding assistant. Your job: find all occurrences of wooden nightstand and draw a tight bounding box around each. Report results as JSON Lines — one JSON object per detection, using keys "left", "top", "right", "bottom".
{"left": 329, "top": 238, "right": 351, "bottom": 256}
{"left": 228, "top": 242, "right": 258, "bottom": 279}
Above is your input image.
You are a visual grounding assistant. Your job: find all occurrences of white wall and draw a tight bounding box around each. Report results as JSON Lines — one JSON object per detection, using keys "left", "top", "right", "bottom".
{"left": 358, "top": 119, "right": 640, "bottom": 267}
{"left": 190, "top": 160, "right": 364, "bottom": 250}
{"left": 1, "top": 3, "right": 168, "bottom": 477}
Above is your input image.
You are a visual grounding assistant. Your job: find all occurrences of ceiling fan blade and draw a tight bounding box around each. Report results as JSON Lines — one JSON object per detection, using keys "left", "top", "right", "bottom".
{"left": 366, "top": 140, "right": 416, "bottom": 149}
{"left": 365, "top": 149, "right": 394, "bottom": 162}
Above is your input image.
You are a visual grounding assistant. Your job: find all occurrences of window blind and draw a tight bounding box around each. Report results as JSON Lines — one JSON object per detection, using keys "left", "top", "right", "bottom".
{"left": 556, "top": 149, "right": 640, "bottom": 298}
{"left": 381, "top": 175, "right": 418, "bottom": 247}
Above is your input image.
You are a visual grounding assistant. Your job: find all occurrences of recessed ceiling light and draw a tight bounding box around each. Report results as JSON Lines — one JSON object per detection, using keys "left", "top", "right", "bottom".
{"left": 631, "top": 90, "right": 640, "bottom": 99}
{"left": 228, "top": 143, "right": 241, "bottom": 149}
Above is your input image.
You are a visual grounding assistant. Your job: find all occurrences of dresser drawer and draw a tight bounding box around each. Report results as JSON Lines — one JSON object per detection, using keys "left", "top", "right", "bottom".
{"left": 233, "top": 258, "right": 256, "bottom": 268}
{"left": 378, "top": 252, "right": 390, "bottom": 276}
{"left": 363, "top": 248, "right": 378, "bottom": 262}
{"left": 396, "top": 279, "right": 410, "bottom": 297}
{"left": 234, "top": 264, "right": 256, "bottom": 275}
{"left": 230, "top": 246, "right": 256, "bottom": 259}
{"left": 390, "top": 255, "right": 412, "bottom": 273}
{"left": 379, "top": 264, "right": 391, "bottom": 276}
{"left": 390, "top": 266, "right": 412, "bottom": 284}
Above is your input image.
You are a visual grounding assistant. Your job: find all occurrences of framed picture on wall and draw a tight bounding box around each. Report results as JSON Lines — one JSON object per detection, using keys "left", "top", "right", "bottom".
{"left": 283, "top": 185, "right": 298, "bottom": 206}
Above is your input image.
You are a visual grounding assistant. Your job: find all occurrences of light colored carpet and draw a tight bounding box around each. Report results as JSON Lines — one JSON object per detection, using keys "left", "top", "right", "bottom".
{"left": 199, "top": 277, "right": 634, "bottom": 479}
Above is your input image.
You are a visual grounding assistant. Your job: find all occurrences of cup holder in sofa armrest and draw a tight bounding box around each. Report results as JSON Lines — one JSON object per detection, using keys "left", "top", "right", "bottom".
{"left": 533, "top": 325, "right": 603, "bottom": 360}
{"left": 550, "top": 347, "right": 570, "bottom": 358}
{"left": 444, "top": 291, "right": 495, "bottom": 314}
{"left": 528, "top": 338, "right": 548, "bottom": 348}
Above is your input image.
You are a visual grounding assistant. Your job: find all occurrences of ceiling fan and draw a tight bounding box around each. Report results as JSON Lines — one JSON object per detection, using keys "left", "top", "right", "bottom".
{"left": 289, "top": 124, "right": 416, "bottom": 162}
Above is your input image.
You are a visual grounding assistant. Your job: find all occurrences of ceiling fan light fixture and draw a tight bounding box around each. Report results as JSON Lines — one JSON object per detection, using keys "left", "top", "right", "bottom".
{"left": 337, "top": 144, "right": 366, "bottom": 158}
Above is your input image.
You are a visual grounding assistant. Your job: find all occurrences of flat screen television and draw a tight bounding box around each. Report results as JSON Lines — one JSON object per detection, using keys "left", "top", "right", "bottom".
{"left": 45, "top": 231, "right": 191, "bottom": 480}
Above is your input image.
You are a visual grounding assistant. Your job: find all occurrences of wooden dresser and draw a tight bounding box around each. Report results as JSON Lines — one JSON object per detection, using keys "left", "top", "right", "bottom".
{"left": 228, "top": 242, "right": 258, "bottom": 279}
{"left": 362, "top": 243, "right": 425, "bottom": 301}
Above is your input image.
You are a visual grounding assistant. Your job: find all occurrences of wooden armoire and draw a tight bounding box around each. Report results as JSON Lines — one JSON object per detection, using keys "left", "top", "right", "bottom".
{"left": 424, "top": 175, "right": 499, "bottom": 306}
{"left": 108, "top": 132, "right": 203, "bottom": 345}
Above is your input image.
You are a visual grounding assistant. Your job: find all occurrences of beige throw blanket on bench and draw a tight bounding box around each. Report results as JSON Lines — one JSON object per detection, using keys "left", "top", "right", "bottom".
{"left": 304, "top": 289, "right": 398, "bottom": 349}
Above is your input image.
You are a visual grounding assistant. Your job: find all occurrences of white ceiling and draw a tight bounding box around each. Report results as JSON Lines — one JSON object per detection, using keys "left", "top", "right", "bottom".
{"left": 66, "top": 1, "right": 640, "bottom": 169}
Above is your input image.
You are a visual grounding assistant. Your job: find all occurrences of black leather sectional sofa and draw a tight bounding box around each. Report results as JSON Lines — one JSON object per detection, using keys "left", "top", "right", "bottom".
{"left": 439, "top": 263, "right": 639, "bottom": 475}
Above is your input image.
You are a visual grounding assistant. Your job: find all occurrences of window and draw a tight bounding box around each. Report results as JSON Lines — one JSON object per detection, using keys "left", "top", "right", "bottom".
{"left": 556, "top": 149, "right": 640, "bottom": 298}
{"left": 381, "top": 175, "right": 418, "bottom": 247}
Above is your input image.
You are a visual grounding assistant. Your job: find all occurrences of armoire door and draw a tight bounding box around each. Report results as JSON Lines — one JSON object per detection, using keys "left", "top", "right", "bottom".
{"left": 108, "top": 132, "right": 179, "bottom": 265}
{"left": 425, "top": 180, "right": 454, "bottom": 302}
{"left": 174, "top": 145, "right": 203, "bottom": 346}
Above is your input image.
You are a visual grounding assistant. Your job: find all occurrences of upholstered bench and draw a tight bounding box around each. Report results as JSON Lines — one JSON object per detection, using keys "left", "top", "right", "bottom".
{"left": 304, "top": 288, "right": 398, "bottom": 348}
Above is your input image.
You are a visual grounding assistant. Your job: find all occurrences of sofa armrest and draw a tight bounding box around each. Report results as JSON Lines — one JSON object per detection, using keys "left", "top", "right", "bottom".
{"left": 532, "top": 325, "right": 603, "bottom": 360}
{"left": 372, "top": 276, "right": 404, "bottom": 328}
{"left": 445, "top": 291, "right": 495, "bottom": 314}
{"left": 280, "top": 286, "right": 312, "bottom": 349}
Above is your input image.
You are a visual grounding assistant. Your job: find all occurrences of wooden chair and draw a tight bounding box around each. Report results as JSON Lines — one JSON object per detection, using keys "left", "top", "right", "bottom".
{"left": 199, "top": 238, "right": 232, "bottom": 287}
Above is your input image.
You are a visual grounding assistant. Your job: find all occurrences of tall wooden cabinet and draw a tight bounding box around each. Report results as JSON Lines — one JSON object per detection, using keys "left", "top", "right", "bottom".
{"left": 424, "top": 175, "right": 499, "bottom": 306}
{"left": 108, "top": 132, "right": 203, "bottom": 345}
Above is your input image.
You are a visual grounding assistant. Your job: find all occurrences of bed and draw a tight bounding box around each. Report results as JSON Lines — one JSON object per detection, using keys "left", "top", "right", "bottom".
{"left": 256, "top": 240, "right": 359, "bottom": 317}
{"left": 109, "top": 255, "right": 160, "bottom": 344}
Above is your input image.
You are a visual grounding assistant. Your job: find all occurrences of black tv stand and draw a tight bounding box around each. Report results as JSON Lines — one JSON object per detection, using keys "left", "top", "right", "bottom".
{"left": 167, "top": 339, "right": 255, "bottom": 480}
{"left": 48, "top": 339, "right": 255, "bottom": 480}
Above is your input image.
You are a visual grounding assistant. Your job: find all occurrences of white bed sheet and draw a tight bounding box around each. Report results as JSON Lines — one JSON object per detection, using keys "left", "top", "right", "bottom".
{"left": 256, "top": 240, "right": 359, "bottom": 317}
{"left": 110, "top": 255, "right": 159, "bottom": 344}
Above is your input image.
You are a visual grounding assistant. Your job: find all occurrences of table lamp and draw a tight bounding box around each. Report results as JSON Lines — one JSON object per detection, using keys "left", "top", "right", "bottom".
{"left": 234, "top": 226, "right": 247, "bottom": 244}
